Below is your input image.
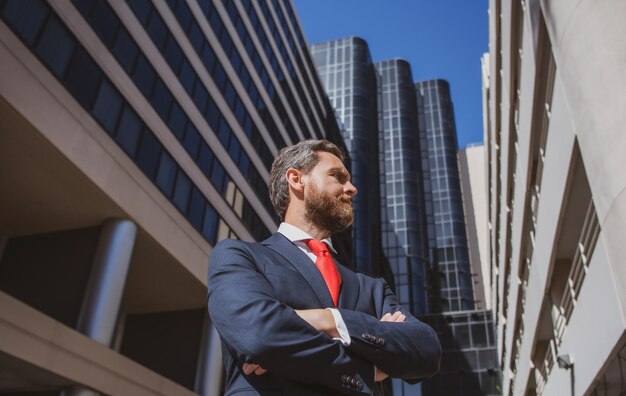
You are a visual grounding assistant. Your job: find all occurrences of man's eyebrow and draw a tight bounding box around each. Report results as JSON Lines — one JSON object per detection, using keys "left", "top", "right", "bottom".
{"left": 329, "top": 167, "right": 350, "bottom": 178}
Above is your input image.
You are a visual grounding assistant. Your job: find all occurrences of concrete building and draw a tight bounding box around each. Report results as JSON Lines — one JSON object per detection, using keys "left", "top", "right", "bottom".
{"left": 458, "top": 144, "right": 490, "bottom": 311}
{"left": 485, "top": 0, "right": 626, "bottom": 395}
{"left": 0, "top": 0, "right": 340, "bottom": 394}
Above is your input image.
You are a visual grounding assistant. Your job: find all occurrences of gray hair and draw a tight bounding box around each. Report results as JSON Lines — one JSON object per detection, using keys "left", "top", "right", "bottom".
{"left": 269, "top": 139, "right": 344, "bottom": 220}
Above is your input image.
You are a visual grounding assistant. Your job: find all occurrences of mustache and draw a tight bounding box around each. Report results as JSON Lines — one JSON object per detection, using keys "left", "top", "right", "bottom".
{"left": 338, "top": 194, "right": 353, "bottom": 204}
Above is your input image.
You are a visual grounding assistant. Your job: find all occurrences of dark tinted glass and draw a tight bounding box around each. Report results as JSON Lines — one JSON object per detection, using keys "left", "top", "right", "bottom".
{"left": 156, "top": 151, "right": 177, "bottom": 196}
{"left": 116, "top": 105, "right": 142, "bottom": 156}
{"left": 471, "top": 324, "right": 488, "bottom": 348}
{"left": 205, "top": 99, "right": 220, "bottom": 130}
{"left": 111, "top": 28, "right": 138, "bottom": 73}
{"left": 224, "top": 81, "right": 236, "bottom": 107}
{"left": 210, "top": 160, "right": 225, "bottom": 194}
{"left": 167, "top": 102, "right": 187, "bottom": 140}
{"left": 188, "top": 21, "right": 203, "bottom": 52}
{"left": 200, "top": 42, "right": 216, "bottom": 72}
{"left": 126, "top": 0, "right": 151, "bottom": 25}
{"left": 151, "top": 79, "right": 173, "bottom": 118}
{"left": 183, "top": 123, "right": 200, "bottom": 159}
{"left": 179, "top": 60, "right": 195, "bottom": 93}
{"left": 92, "top": 79, "right": 122, "bottom": 134}
{"left": 136, "top": 131, "right": 161, "bottom": 178}
{"left": 64, "top": 47, "right": 102, "bottom": 108}
{"left": 188, "top": 187, "right": 205, "bottom": 230}
{"left": 91, "top": 0, "right": 119, "bottom": 46}
{"left": 173, "top": 172, "right": 191, "bottom": 213}
{"left": 146, "top": 11, "right": 167, "bottom": 50}
{"left": 202, "top": 205, "right": 218, "bottom": 244}
{"left": 192, "top": 84, "right": 208, "bottom": 114}
{"left": 213, "top": 62, "right": 226, "bottom": 90}
{"left": 35, "top": 16, "right": 75, "bottom": 79}
{"left": 238, "top": 153, "right": 250, "bottom": 176}
{"left": 163, "top": 35, "right": 183, "bottom": 72}
{"left": 217, "top": 120, "right": 230, "bottom": 147}
{"left": 234, "top": 100, "right": 245, "bottom": 125}
{"left": 198, "top": 143, "right": 214, "bottom": 176}
{"left": 72, "top": 0, "right": 95, "bottom": 15}
{"left": 228, "top": 137, "right": 241, "bottom": 164}
{"left": 173, "top": 0, "right": 192, "bottom": 30}
{"left": 132, "top": 55, "right": 156, "bottom": 97}
{"left": 2, "top": 0, "right": 48, "bottom": 46}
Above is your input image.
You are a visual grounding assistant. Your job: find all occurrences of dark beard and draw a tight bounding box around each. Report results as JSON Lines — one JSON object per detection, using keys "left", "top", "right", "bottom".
{"left": 304, "top": 185, "right": 354, "bottom": 235}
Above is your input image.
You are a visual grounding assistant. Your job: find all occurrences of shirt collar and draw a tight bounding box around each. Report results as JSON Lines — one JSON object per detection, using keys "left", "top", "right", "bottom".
{"left": 277, "top": 222, "right": 337, "bottom": 253}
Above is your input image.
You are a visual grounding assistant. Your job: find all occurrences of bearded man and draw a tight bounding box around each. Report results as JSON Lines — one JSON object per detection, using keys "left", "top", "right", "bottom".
{"left": 208, "top": 139, "right": 441, "bottom": 395}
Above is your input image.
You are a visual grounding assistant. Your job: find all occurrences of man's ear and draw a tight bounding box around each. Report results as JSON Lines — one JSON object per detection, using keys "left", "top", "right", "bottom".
{"left": 286, "top": 168, "right": 304, "bottom": 193}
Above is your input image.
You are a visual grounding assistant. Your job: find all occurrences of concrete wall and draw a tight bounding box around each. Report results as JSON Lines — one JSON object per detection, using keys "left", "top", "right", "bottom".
{"left": 486, "top": 1, "right": 626, "bottom": 394}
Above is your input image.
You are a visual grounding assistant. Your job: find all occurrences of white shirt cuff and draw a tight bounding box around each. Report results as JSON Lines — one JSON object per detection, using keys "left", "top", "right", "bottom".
{"left": 326, "top": 308, "right": 351, "bottom": 346}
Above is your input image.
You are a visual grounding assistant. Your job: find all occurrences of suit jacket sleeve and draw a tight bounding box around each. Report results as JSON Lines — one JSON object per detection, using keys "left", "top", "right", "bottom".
{"left": 208, "top": 239, "right": 375, "bottom": 395}
{"left": 338, "top": 278, "right": 442, "bottom": 381}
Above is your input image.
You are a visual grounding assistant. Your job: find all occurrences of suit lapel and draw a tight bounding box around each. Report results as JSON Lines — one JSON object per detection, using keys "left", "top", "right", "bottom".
{"left": 336, "top": 262, "right": 359, "bottom": 310}
{"left": 262, "top": 233, "right": 335, "bottom": 307}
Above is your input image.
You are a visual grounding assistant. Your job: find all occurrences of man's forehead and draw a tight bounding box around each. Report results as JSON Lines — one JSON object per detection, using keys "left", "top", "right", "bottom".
{"left": 316, "top": 151, "right": 347, "bottom": 169}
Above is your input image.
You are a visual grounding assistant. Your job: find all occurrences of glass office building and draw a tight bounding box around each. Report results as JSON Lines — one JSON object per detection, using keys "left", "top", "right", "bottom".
{"left": 310, "top": 37, "right": 383, "bottom": 275}
{"left": 0, "top": 0, "right": 342, "bottom": 394}
{"left": 416, "top": 79, "right": 474, "bottom": 312}
{"left": 416, "top": 80, "right": 498, "bottom": 396}
{"left": 375, "top": 60, "right": 430, "bottom": 316}
{"left": 420, "top": 310, "right": 499, "bottom": 395}
{"left": 310, "top": 32, "right": 499, "bottom": 394}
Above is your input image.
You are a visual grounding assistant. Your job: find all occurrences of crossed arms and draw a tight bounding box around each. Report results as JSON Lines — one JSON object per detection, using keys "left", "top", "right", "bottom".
{"left": 208, "top": 240, "right": 441, "bottom": 394}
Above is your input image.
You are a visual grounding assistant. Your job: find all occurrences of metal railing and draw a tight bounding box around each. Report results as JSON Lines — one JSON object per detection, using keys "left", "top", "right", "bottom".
{"left": 535, "top": 340, "right": 556, "bottom": 395}
{"left": 554, "top": 200, "right": 600, "bottom": 342}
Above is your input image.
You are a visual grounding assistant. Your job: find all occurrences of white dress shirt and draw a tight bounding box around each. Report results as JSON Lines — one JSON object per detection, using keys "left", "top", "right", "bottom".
{"left": 277, "top": 222, "right": 351, "bottom": 346}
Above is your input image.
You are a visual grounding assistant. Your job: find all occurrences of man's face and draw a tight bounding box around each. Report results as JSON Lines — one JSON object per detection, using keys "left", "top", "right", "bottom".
{"left": 303, "top": 151, "right": 357, "bottom": 234}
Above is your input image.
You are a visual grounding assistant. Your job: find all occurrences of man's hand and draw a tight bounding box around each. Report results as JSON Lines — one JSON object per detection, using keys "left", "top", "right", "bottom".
{"left": 381, "top": 311, "right": 406, "bottom": 323}
{"left": 240, "top": 308, "right": 346, "bottom": 377}
{"left": 294, "top": 309, "right": 340, "bottom": 338}
{"left": 242, "top": 363, "right": 267, "bottom": 376}
{"left": 375, "top": 311, "right": 407, "bottom": 382}
{"left": 241, "top": 308, "right": 344, "bottom": 377}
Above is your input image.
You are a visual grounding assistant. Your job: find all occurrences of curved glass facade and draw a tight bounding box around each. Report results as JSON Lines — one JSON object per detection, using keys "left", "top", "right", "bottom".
{"left": 376, "top": 60, "right": 429, "bottom": 315}
{"left": 310, "top": 37, "right": 382, "bottom": 275}
{"left": 416, "top": 79, "right": 474, "bottom": 311}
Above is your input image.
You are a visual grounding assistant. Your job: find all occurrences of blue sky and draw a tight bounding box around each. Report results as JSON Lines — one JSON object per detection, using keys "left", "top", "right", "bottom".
{"left": 292, "top": 0, "right": 489, "bottom": 148}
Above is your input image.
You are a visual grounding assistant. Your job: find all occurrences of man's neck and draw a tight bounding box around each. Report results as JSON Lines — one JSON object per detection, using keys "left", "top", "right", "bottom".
{"left": 283, "top": 218, "right": 330, "bottom": 241}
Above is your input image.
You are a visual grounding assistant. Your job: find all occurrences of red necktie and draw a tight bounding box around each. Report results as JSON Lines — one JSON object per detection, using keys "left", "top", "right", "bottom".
{"left": 305, "top": 239, "right": 342, "bottom": 307}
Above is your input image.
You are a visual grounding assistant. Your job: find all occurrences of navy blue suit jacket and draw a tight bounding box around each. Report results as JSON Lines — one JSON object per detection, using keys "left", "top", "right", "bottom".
{"left": 208, "top": 233, "right": 441, "bottom": 395}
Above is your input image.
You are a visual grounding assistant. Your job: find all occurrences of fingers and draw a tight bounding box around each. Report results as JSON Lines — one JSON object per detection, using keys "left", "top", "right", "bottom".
{"left": 242, "top": 363, "right": 258, "bottom": 375}
{"left": 243, "top": 363, "right": 268, "bottom": 376}
{"left": 375, "top": 369, "right": 389, "bottom": 382}
{"left": 380, "top": 311, "right": 406, "bottom": 322}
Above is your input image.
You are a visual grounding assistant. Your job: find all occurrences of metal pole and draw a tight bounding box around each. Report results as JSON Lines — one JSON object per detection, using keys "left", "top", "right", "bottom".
{"left": 76, "top": 218, "right": 136, "bottom": 345}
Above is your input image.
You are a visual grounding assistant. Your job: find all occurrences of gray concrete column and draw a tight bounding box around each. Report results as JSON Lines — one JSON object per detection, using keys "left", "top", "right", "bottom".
{"left": 195, "top": 317, "right": 223, "bottom": 396}
{"left": 76, "top": 218, "right": 136, "bottom": 346}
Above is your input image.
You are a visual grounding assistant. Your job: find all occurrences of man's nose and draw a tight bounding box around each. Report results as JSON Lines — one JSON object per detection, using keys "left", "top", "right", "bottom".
{"left": 345, "top": 181, "right": 357, "bottom": 197}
